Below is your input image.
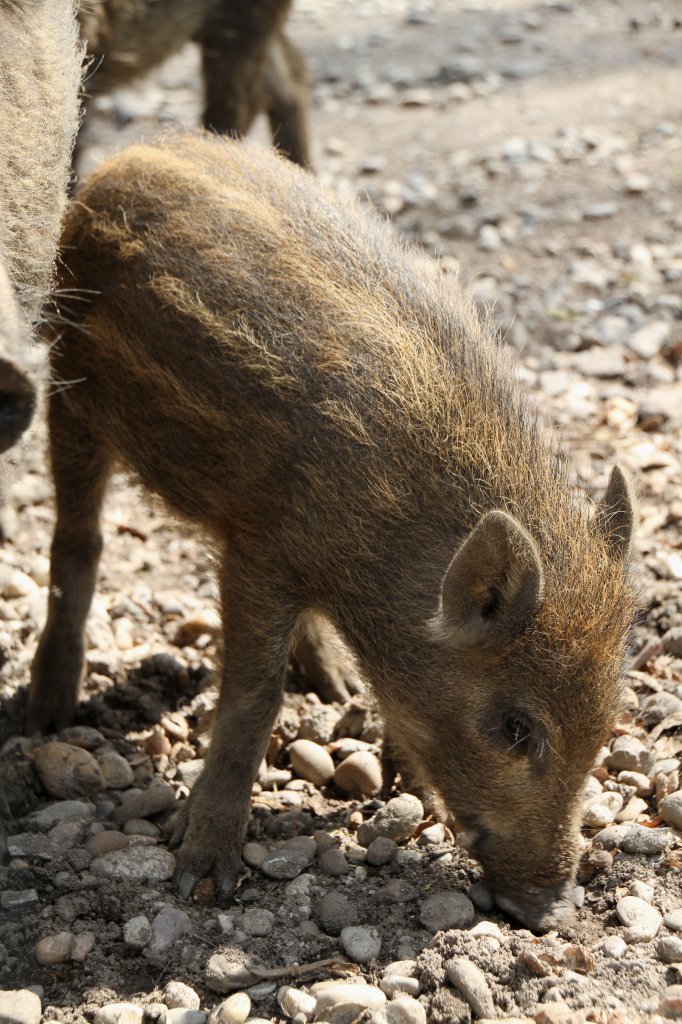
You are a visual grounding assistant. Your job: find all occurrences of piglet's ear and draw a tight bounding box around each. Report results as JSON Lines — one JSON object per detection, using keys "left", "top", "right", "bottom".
{"left": 591, "top": 465, "right": 635, "bottom": 562}
{"left": 439, "top": 511, "right": 544, "bottom": 644}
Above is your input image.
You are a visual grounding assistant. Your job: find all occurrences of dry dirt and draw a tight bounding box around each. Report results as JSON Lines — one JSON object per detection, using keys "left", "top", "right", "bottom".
{"left": 1, "top": 1, "right": 681, "bottom": 1022}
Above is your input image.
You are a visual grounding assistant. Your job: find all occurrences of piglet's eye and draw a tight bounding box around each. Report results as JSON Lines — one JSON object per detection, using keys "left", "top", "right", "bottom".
{"left": 503, "top": 711, "right": 533, "bottom": 753}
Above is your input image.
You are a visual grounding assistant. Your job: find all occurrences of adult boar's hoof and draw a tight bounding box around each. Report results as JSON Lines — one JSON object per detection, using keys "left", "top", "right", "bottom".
{"left": 169, "top": 790, "right": 243, "bottom": 905}
{"left": 495, "top": 882, "right": 578, "bottom": 933}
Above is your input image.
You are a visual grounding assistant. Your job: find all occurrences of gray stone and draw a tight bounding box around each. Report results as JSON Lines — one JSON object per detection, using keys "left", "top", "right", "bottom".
{"left": 445, "top": 958, "right": 495, "bottom": 1018}
{"left": 373, "top": 996, "right": 427, "bottom": 1024}
{"left": 340, "top": 925, "right": 382, "bottom": 964}
{"left": 242, "top": 842, "right": 268, "bottom": 869}
{"left": 167, "top": 1012, "right": 206, "bottom": 1024}
{"left": 204, "top": 955, "right": 260, "bottom": 994}
{"left": 97, "top": 749, "right": 135, "bottom": 789}
{"left": 34, "top": 931, "right": 75, "bottom": 965}
{"left": 0, "top": 989, "right": 42, "bottom": 1024}
{"left": 627, "top": 320, "right": 671, "bottom": 359}
{"left": 260, "top": 848, "right": 310, "bottom": 880}
{"left": 317, "top": 848, "right": 349, "bottom": 876}
{"left": 657, "top": 936, "right": 682, "bottom": 963}
{"left": 310, "top": 981, "right": 386, "bottom": 1015}
{"left": 240, "top": 908, "right": 275, "bottom": 937}
{"left": 317, "top": 892, "right": 356, "bottom": 936}
{"left": 148, "top": 904, "right": 191, "bottom": 954}
{"left": 123, "top": 915, "right": 152, "bottom": 950}
{"left": 620, "top": 826, "right": 676, "bottom": 854}
{"left": 113, "top": 780, "right": 177, "bottom": 822}
{"left": 288, "top": 739, "right": 335, "bottom": 785}
{"left": 661, "top": 790, "right": 682, "bottom": 831}
{"left": 419, "top": 891, "right": 474, "bottom": 933}
{"left": 600, "top": 935, "right": 627, "bottom": 959}
{"left": 664, "top": 909, "right": 682, "bottom": 931}
{"left": 366, "top": 837, "right": 398, "bottom": 865}
{"left": 0, "top": 888, "right": 39, "bottom": 910}
{"left": 605, "top": 736, "right": 654, "bottom": 774}
{"left": 91, "top": 846, "right": 175, "bottom": 882}
{"left": 357, "top": 795, "right": 423, "bottom": 846}
{"left": 176, "top": 759, "right": 205, "bottom": 789}
{"left": 28, "top": 800, "right": 95, "bottom": 829}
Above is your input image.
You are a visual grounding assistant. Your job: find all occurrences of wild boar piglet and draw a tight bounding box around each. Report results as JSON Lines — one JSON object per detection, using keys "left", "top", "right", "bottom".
{"left": 28, "top": 134, "right": 637, "bottom": 931}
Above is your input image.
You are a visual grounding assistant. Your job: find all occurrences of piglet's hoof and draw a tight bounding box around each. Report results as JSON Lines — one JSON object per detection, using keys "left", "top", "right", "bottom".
{"left": 168, "top": 799, "right": 242, "bottom": 905}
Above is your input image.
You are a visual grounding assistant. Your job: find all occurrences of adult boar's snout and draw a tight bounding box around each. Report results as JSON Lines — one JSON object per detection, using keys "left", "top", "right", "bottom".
{"left": 494, "top": 880, "right": 578, "bottom": 933}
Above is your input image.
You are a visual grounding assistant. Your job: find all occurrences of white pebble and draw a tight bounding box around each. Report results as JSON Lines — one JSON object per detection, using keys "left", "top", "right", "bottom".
{"left": 93, "top": 1005, "right": 143, "bottom": 1024}
{"left": 616, "top": 896, "right": 662, "bottom": 943}
{"left": 277, "top": 985, "right": 316, "bottom": 1020}
{"left": 310, "top": 980, "right": 386, "bottom": 1014}
{"left": 600, "top": 935, "right": 627, "bottom": 958}
{"left": 288, "top": 740, "right": 335, "bottom": 785}
{"left": 445, "top": 958, "right": 494, "bottom": 1019}
{"left": 208, "top": 993, "right": 251, "bottom": 1024}
{"left": 583, "top": 791, "right": 623, "bottom": 828}
{"left": 164, "top": 982, "right": 200, "bottom": 1011}
{"left": 340, "top": 925, "right": 382, "bottom": 964}
{"left": 373, "top": 995, "right": 427, "bottom": 1024}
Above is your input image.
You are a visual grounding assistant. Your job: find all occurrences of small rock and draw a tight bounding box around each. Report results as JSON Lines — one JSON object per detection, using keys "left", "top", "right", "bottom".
{"left": 420, "top": 892, "right": 474, "bottom": 933}
{"left": 124, "top": 915, "right": 152, "bottom": 949}
{"left": 317, "top": 848, "right": 349, "bottom": 875}
{"left": 340, "top": 925, "right": 381, "bottom": 964}
{"left": 93, "top": 1005, "right": 143, "bottom": 1024}
{"left": 373, "top": 996, "right": 427, "bottom": 1024}
{"left": 277, "top": 985, "right": 316, "bottom": 1020}
{"left": 310, "top": 981, "right": 386, "bottom": 1014}
{"left": 317, "top": 892, "right": 356, "bottom": 936}
{"left": 1, "top": 888, "right": 39, "bottom": 911}
{"left": 167, "top": 1012, "right": 206, "bottom": 1024}
{"left": 92, "top": 846, "right": 175, "bottom": 882}
{"left": 85, "top": 830, "right": 129, "bottom": 858}
{"left": 357, "top": 794, "right": 423, "bottom": 845}
{"left": 113, "top": 780, "right": 177, "bottom": 822}
{"left": 664, "top": 909, "right": 682, "bottom": 931}
{"left": 207, "top": 992, "right": 251, "bottom": 1024}
{"left": 658, "top": 936, "right": 682, "bottom": 963}
{"left": 661, "top": 790, "right": 682, "bottom": 831}
{"left": 583, "top": 791, "right": 623, "bottom": 827}
{"left": 33, "top": 742, "right": 105, "bottom": 799}
{"left": 616, "top": 895, "right": 662, "bottom": 942}
{"left": 71, "top": 931, "right": 96, "bottom": 961}
{"left": 583, "top": 202, "right": 620, "bottom": 220}
{"left": 204, "top": 956, "right": 260, "bottom": 994}
{"left": 164, "top": 982, "right": 200, "bottom": 1011}
{"left": 620, "top": 825, "right": 675, "bottom": 854}
{"left": 176, "top": 759, "right": 205, "bottom": 789}
{"left": 605, "top": 737, "right": 653, "bottom": 774}
{"left": 617, "top": 770, "right": 653, "bottom": 796}
{"left": 380, "top": 961, "right": 419, "bottom": 999}
{"left": 242, "top": 842, "right": 268, "bottom": 868}
{"left": 445, "top": 957, "right": 495, "bottom": 1018}
{"left": 241, "top": 908, "right": 275, "bottom": 937}
{"left": 592, "top": 824, "right": 630, "bottom": 850}
{"left": 97, "top": 749, "right": 135, "bottom": 789}
{"left": 662, "top": 628, "right": 682, "bottom": 658}
{"left": 0, "top": 989, "right": 42, "bottom": 1024}
{"left": 417, "top": 823, "right": 445, "bottom": 846}
{"left": 333, "top": 751, "right": 382, "bottom": 796}
{"left": 35, "top": 931, "right": 75, "bottom": 965}
{"left": 366, "top": 837, "right": 398, "bottom": 866}
{"left": 288, "top": 739, "right": 335, "bottom": 785}
{"left": 260, "top": 848, "right": 310, "bottom": 880}
{"left": 600, "top": 935, "right": 627, "bottom": 958}
{"left": 627, "top": 320, "right": 671, "bottom": 359}
{"left": 148, "top": 904, "right": 191, "bottom": 955}
{"left": 28, "top": 800, "right": 95, "bottom": 829}
{"left": 59, "top": 725, "right": 105, "bottom": 749}
{"left": 123, "top": 818, "right": 160, "bottom": 837}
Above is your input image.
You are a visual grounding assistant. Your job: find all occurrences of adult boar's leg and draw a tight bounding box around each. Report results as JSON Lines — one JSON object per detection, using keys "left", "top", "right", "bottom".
{"left": 264, "top": 30, "right": 310, "bottom": 167}
{"left": 28, "top": 392, "right": 112, "bottom": 733}
{"left": 171, "top": 545, "right": 297, "bottom": 903}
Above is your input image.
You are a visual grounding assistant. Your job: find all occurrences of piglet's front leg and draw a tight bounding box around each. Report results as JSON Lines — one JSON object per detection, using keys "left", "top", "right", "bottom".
{"left": 170, "top": 551, "right": 295, "bottom": 903}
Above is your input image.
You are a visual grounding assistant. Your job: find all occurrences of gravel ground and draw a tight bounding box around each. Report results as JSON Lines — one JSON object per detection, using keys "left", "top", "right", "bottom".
{"left": 1, "top": 1, "right": 681, "bottom": 1022}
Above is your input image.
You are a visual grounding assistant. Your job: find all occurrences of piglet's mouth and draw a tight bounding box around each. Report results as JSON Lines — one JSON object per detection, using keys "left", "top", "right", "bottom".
{"left": 492, "top": 882, "right": 579, "bottom": 934}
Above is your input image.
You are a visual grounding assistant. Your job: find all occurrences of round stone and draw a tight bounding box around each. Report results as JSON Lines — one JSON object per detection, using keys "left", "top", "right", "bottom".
{"left": 366, "top": 837, "right": 398, "bottom": 866}
{"left": 33, "top": 742, "right": 105, "bottom": 799}
{"left": 310, "top": 981, "right": 386, "bottom": 1015}
{"left": 34, "top": 931, "right": 75, "bottom": 965}
{"left": 164, "top": 982, "right": 200, "bottom": 1011}
{"left": 664, "top": 909, "right": 682, "bottom": 931}
{"left": 242, "top": 843, "right": 268, "bottom": 869}
{"left": 620, "top": 826, "right": 675, "bottom": 855}
{"left": 288, "top": 739, "right": 335, "bottom": 785}
{"left": 204, "top": 956, "right": 260, "bottom": 994}
{"left": 97, "top": 749, "right": 135, "bottom": 789}
{"left": 340, "top": 925, "right": 382, "bottom": 964}
{"left": 208, "top": 993, "right": 250, "bottom": 1024}
{"left": 616, "top": 896, "right": 662, "bottom": 943}
{"left": 600, "top": 935, "right": 627, "bottom": 958}
{"left": 149, "top": 905, "right": 191, "bottom": 955}
{"left": 661, "top": 790, "right": 682, "bottom": 831}
{"left": 357, "top": 794, "right": 423, "bottom": 845}
{"left": 419, "top": 891, "right": 474, "bottom": 933}
{"left": 658, "top": 936, "right": 682, "bottom": 963}
{"left": 123, "top": 915, "right": 152, "bottom": 950}
{"left": 93, "top": 1004, "right": 143, "bottom": 1024}
{"left": 317, "top": 892, "right": 356, "bottom": 936}
{"left": 113, "top": 780, "right": 177, "bottom": 822}
{"left": 241, "top": 908, "right": 274, "bottom": 937}
{"left": 583, "top": 791, "right": 623, "bottom": 828}
{"left": 317, "top": 848, "right": 349, "bottom": 876}
{"left": 333, "top": 751, "right": 382, "bottom": 796}
{"left": 277, "top": 986, "right": 317, "bottom": 1020}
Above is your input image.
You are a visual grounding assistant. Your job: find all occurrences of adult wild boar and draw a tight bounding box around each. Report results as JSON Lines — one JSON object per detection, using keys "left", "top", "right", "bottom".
{"left": 28, "top": 135, "right": 636, "bottom": 931}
